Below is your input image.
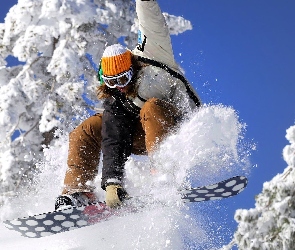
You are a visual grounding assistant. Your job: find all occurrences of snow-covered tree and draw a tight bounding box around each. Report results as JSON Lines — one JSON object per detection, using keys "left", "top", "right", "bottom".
{"left": 0, "top": 0, "right": 192, "bottom": 199}
{"left": 223, "top": 124, "right": 295, "bottom": 250}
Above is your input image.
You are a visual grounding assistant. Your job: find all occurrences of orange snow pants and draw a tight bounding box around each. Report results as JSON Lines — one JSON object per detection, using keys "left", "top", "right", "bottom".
{"left": 62, "top": 98, "right": 179, "bottom": 194}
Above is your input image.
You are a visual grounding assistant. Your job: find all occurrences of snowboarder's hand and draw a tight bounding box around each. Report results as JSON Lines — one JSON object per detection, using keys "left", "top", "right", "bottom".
{"left": 105, "top": 185, "right": 128, "bottom": 208}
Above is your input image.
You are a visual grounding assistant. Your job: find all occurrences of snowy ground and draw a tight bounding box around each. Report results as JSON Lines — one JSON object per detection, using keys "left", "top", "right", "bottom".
{"left": 0, "top": 105, "right": 253, "bottom": 250}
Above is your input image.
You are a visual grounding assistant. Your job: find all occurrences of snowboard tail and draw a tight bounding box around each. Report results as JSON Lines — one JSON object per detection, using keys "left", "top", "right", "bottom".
{"left": 3, "top": 175, "right": 248, "bottom": 238}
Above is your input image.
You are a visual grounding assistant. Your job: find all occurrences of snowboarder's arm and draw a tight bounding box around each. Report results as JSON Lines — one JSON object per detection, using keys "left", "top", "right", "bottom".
{"left": 133, "top": 0, "right": 179, "bottom": 71}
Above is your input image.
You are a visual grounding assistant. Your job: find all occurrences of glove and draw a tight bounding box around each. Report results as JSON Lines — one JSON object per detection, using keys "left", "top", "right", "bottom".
{"left": 105, "top": 185, "right": 128, "bottom": 208}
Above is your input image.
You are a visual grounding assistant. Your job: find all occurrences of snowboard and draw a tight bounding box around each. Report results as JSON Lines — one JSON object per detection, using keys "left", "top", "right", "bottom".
{"left": 3, "top": 175, "right": 247, "bottom": 238}
{"left": 180, "top": 175, "right": 247, "bottom": 202}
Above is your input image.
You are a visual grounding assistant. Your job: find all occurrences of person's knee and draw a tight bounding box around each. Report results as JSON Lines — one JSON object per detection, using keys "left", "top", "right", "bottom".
{"left": 140, "top": 98, "right": 161, "bottom": 118}
{"left": 142, "top": 97, "right": 158, "bottom": 109}
{"left": 70, "top": 114, "right": 103, "bottom": 139}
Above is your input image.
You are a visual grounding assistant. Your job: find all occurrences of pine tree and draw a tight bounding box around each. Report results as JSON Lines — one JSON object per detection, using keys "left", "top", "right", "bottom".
{"left": 222, "top": 124, "right": 295, "bottom": 250}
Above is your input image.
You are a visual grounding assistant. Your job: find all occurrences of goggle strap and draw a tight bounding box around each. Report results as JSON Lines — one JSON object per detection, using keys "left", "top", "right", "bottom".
{"left": 99, "top": 66, "right": 104, "bottom": 85}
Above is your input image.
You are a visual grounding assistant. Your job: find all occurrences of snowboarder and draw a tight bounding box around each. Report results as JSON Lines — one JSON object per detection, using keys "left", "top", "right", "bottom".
{"left": 55, "top": 0, "right": 201, "bottom": 210}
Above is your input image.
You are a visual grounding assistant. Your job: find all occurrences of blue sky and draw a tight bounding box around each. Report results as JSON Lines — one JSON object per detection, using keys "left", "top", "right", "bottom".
{"left": 160, "top": 1, "right": 295, "bottom": 245}
{"left": 160, "top": 0, "right": 295, "bottom": 204}
{"left": 1, "top": 0, "right": 295, "bottom": 247}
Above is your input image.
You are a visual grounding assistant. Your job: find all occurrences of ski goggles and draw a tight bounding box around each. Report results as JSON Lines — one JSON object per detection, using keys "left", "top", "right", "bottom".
{"left": 101, "top": 67, "right": 133, "bottom": 88}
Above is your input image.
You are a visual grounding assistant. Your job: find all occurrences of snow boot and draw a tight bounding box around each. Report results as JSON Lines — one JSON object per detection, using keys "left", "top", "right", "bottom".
{"left": 55, "top": 192, "right": 97, "bottom": 210}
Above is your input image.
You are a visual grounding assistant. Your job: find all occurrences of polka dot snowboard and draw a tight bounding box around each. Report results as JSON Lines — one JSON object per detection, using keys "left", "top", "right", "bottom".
{"left": 3, "top": 202, "right": 120, "bottom": 238}
{"left": 3, "top": 176, "right": 247, "bottom": 238}
{"left": 180, "top": 176, "right": 248, "bottom": 202}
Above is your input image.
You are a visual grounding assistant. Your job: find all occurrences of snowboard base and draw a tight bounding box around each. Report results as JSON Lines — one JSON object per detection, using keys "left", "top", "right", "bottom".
{"left": 4, "top": 202, "right": 119, "bottom": 238}
{"left": 180, "top": 175, "right": 247, "bottom": 202}
{"left": 3, "top": 175, "right": 248, "bottom": 238}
